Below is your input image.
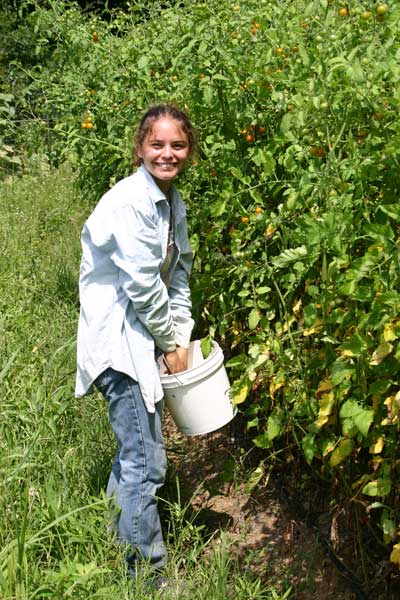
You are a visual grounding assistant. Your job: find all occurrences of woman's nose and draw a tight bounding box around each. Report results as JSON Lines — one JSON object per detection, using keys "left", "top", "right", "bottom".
{"left": 161, "top": 145, "right": 173, "bottom": 158}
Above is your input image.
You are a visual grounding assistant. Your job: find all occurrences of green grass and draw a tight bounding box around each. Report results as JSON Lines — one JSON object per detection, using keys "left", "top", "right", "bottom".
{"left": 0, "top": 160, "right": 291, "bottom": 598}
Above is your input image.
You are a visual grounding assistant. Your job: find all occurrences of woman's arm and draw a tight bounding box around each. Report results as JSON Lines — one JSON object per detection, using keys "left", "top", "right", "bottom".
{"left": 109, "top": 198, "right": 177, "bottom": 354}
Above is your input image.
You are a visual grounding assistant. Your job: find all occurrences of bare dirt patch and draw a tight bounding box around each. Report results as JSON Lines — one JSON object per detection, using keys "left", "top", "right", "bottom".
{"left": 163, "top": 414, "right": 363, "bottom": 599}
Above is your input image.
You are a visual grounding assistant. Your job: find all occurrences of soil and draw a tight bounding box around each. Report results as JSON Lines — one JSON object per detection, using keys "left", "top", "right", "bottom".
{"left": 163, "top": 414, "right": 399, "bottom": 600}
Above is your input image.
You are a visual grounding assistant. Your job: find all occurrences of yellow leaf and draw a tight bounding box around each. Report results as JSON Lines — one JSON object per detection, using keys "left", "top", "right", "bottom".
{"left": 265, "top": 224, "right": 276, "bottom": 238}
{"left": 390, "top": 543, "right": 400, "bottom": 566}
{"left": 370, "top": 342, "right": 393, "bottom": 366}
{"left": 371, "top": 456, "right": 383, "bottom": 470}
{"left": 384, "top": 393, "right": 400, "bottom": 424}
{"left": 384, "top": 322, "right": 398, "bottom": 342}
{"left": 269, "top": 378, "right": 284, "bottom": 399}
{"left": 316, "top": 378, "right": 333, "bottom": 397}
{"left": 231, "top": 382, "right": 249, "bottom": 405}
{"left": 318, "top": 392, "right": 335, "bottom": 417}
{"left": 303, "top": 319, "right": 323, "bottom": 337}
{"left": 329, "top": 438, "right": 354, "bottom": 467}
{"left": 292, "top": 298, "right": 302, "bottom": 317}
{"left": 315, "top": 415, "right": 329, "bottom": 430}
{"left": 369, "top": 437, "right": 385, "bottom": 454}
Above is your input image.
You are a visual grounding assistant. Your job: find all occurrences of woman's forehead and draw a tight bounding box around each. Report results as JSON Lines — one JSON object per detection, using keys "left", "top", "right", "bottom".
{"left": 146, "top": 117, "right": 187, "bottom": 140}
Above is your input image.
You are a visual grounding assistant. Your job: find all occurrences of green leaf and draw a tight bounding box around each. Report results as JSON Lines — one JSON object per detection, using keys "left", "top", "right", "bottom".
{"left": 280, "top": 113, "right": 292, "bottom": 135}
{"left": 272, "top": 246, "right": 308, "bottom": 268}
{"left": 248, "top": 308, "right": 260, "bottom": 330}
{"left": 200, "top": 336, "right": 213, "bottom": 359}
{"left": 267, "top": 412, "right": 282, "bottom": 442}
{"left": 354, "top": 410, "right": 373, "bottom": 438}
{"left": 244, "top": 463, "right": 264, "bottom": 494}
{"left": 379, "top": 204, "right": 400, "bottom": 221}
{"left": 256, "top": 286, "right": 271, "bottom": 295}
{"left": 340, "top": 399, "right": 361, "bottom": 418}
{"left": 250, "top": 150, "right": 276, "bottom": 176}
{"left": 320, "top": 437, "right": 336, "bottom": 457}
{"left": 331, "top": 361, "right": 353, "bottom": 386}
{"left": 362, "top": 478, "right": 392, "bottom": 497}
{"left": 339, "top": 334, "right": 368, "bottom": 358}
{"left": 252, "top": 432, "right": 270, "bottom": 449}
{"left": 381, "top": 511, "right": 396, "bottom": 543}
{"left": 329, "top": 438, "right": 354, "bottom": 467}
{"left": 225, "top": 354, "right": 246, "bottom": 368}
{"left": 210, "top": 198, "right": 226, "bottom": 217}
{"left": 302, "top": 433, "right": 317, "bottom": 464}
{"left": 340, "top": 400, "right": 373, "bottom": 437}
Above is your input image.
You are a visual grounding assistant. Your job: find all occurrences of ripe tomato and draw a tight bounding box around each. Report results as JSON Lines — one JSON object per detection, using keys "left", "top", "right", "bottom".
{"left": 255, "top": 207, "right": 264, "bottom": 214}
{"left": 241, "top": 216, "right": 249, "bottom": 223}
{"left": 246, "top": 134, "right": 254, "bottom": 143}
{"left": 276, "top": 47, "right": 284, "bottom": 55}
{"left": 86, "top": 122, "right": 94, "bottom": 129}
{"left": 338, "top": 7, "right": 348, "bottom": 17}
{"left": 81, "top": 122, "right": 88, "bottom": 129}
{"left": 258, "top": 126, "right": 266, "bottom": 133}
{"left": 310, "top": 147, "right": 326, "bottom": 158}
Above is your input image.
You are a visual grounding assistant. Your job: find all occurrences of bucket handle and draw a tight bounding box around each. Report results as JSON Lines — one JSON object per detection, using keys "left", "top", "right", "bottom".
{"left": 162, "top": 356, "right": 184, "bottom": 386}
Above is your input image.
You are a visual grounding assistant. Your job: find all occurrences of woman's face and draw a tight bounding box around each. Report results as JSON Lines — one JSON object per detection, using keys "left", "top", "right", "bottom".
{"left": 137, "top": 117, "right": 190, "bottom": 193}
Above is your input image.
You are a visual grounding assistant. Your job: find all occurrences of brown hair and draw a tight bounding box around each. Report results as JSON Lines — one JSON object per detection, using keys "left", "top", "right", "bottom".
{"left": 133, "top": 104, "right": 197, "bottom": 166}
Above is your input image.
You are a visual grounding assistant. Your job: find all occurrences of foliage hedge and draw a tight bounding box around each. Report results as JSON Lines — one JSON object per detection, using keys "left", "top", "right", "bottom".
{"left": 3, "top": 0, "right": 400, "bottom": 580}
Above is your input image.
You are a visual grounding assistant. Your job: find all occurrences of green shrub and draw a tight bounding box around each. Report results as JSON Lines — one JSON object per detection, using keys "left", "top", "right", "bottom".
{"left": 3, "top": 0, "right": 400, "bottom": 581}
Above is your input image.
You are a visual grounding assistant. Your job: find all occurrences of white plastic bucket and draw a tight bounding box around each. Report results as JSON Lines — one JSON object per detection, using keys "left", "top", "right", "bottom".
{"left": 159, "top": 340, "right": 236, "bottom": 436}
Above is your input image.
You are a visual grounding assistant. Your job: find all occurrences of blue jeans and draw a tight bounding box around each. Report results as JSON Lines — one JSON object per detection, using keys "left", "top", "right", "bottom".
{"left": 94, "top": 368, "right": 167, "bottom": 575}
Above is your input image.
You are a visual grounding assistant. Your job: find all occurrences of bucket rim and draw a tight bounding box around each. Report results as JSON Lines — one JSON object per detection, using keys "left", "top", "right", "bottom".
{"left": 159, "top": 340, "right": 224, "bottom": 388}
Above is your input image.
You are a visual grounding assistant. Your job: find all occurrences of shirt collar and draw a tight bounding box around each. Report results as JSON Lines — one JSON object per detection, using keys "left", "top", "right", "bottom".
{"left": 137, "top": 165, "right": 187, "bottom": 223}
{"left": 137, "top": 165, "right": 166, "bottom": 203}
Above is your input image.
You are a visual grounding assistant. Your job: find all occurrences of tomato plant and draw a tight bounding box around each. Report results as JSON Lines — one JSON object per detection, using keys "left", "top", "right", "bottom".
{"left": 3, "top": 0, "right": 400, "bottom": 582}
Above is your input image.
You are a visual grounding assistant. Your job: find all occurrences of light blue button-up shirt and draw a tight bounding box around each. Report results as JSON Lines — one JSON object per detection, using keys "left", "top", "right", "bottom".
{"left": 75, "top": 166, "right": 194, "bottom": 413}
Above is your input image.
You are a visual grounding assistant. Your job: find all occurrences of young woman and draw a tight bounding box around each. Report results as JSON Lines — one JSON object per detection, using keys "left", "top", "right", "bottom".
{"left": 75, "top": 104, "right": 196, "bottom": 580}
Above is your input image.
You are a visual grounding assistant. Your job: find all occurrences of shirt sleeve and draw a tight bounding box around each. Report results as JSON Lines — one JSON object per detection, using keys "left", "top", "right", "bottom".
{"left": 168, "top": 213, "right": 194, "bottom": 348}
{"left": 109, "top": 198, "right": 177, "bottom": 354}
{"left": 168, "top": 262, "right": 194, "bottom": 348}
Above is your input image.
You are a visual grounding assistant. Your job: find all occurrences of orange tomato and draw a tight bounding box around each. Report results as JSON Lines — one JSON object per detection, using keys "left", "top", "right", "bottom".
{"left": 310, "top": 147, "right": 326, "bottom": 158}
{"left": 241, "top": 216, "right": 249, "bottom": 223}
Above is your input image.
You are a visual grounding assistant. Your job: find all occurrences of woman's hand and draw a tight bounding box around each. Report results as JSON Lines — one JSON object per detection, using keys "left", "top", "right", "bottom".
{"left": 164, "top": 347, "right": 188, "bottom": 373}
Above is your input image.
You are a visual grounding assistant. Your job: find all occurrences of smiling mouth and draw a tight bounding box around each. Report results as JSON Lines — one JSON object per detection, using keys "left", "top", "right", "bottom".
{"left": 154, "top": 163, "right": 179, "bottom": 172}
